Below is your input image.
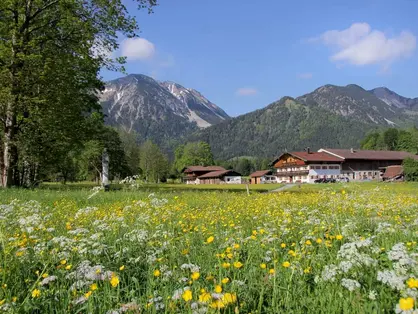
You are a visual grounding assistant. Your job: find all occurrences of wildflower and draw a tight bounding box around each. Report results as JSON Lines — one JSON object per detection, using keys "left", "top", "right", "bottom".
{"left": 153, "top": 270, "right": 161, "bottom": 277}
{"left": 60, "top": 260, "right": 67, "bottom": 265}
{"left": 210, "top": 299, "right": 225, "bottom": 309}
{"left": 222, "top": 293, "right": 237, "bottom": 304}
{"left": 304, "top": 267, "right": 311, "bottom": 274}
{"left": 199, "top": 292, "right": 211, "bottom": 303}
{"left": 233, "top": 261, "right": 243, "bottom": 269}
{"left": 182, "top": 290, "right": 192, "bottom": 302}
{"left": 222, "top": 262, "right": 231, "bottom": 269}
{"left": 65, "top": 265, "right": 72, "bottom": 270}
{"left": 341, "top": 278, "right": 361, "bottom": 291}
{"left": 260, "top": 263, "right": 267, "bottom": 269}
{"left": 407, "top": 278, "right": 418, "bottom": 289}
{"left": 206, "top": 236, "right": 214, "bottom": 244}
{"left": 221, "top": 277, "right": 230, "bottom": 284}
{"left": 214, "top": 285, "right": 222, "bottom": 293}
{"left": 32, "top": 289, "right": 41, "bottom": 298}
{"left": 0, "top": 300, "right": 5, "bottom": 306}
{"left": 110, "top": 274, "right": 119, "bottom": 288}
{"left": 281, "top": 243, "right": 286, "bottom": 248}
{"left": 119, "top": 265, "right": 125, "bottom": 271}
{"left": 282, "top": 262, "right": 291, "bottom": 268}
{"left": 305, "top": 240, "right": 312, "bottom": 245}
{"left": 336, "top": 235, "right": 343, "bottom": 240}
{"left": 269, "top": 269, "right": 275, "bottom": 275}
{"left": 84, "top": 291, "right": 92, "bottom": 299}
{"left": 316, "top": 238, "right": 323, "bottom": 244}
{"left": 191, "top": 272, "right": 200, "bottom": 281}
{"left": 42, "top": 273, "right": 48, "bottom": 278}
{"left": 233, "top": 244, "right": 240, "bottom": 249}
{"left": 399, "top": 297, "right": 414, "bottom": 311}
{"left": 90, "top": 283, "right": 98, "bottom": 291}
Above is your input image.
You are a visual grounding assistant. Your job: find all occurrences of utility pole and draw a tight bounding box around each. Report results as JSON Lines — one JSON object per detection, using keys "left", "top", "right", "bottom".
{"left": 102, "top": 148, "right": 110, "bottom": 191}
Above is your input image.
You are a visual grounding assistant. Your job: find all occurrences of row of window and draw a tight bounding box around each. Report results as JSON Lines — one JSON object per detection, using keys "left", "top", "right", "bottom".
{"left": 280, "top": 165, "right": 340, "bottom": 171}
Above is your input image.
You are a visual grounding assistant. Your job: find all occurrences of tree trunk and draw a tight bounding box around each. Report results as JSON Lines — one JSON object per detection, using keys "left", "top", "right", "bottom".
{"left": 2, "top": 108, "right": 17, "bottom": 187}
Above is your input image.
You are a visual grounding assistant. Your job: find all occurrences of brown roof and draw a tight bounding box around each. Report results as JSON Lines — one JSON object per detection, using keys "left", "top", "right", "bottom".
{"left": 289, "top": 151, "right": 344, "bottom": 162}
{"left": 383, "top": 165, "right": 404, "bottom": 179}
{"left": 183, "top": 166, "right": 225, "bottom": 173}
{"left": 250, "top": 170, "right": 273, "bottom": 178}
{"left": 198, "top": 170, "right": 241, "bottom": 179}
{"left": 320, "top": 149, "right": 418, "bottom": 161}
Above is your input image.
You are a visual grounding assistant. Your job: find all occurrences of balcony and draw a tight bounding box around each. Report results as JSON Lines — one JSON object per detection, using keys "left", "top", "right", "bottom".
{"left": 276, "top": 170, "right": 309, "bottom": 176}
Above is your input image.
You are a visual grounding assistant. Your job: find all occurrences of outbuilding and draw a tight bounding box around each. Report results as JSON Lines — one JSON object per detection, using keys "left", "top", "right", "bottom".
{"left": 197, "top": 170, "right": 242, "bottom": 185}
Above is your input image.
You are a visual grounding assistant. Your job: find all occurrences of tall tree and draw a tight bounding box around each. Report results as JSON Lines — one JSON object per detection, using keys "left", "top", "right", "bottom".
{"left": 174, "top": 141, "right": 214, "bottom": 172}
{"left": 0, "top": 0, "right": 156, "bottom": 187}
{"left": 140, "top": 141, "right": 168, "bottom": 183}
{"left": 118, "top": 129, "right": 141, "bottom": 175}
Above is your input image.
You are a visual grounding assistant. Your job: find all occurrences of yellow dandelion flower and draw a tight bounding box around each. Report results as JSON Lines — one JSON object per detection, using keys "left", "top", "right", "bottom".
{"left": 222, "top": 292, "right": 237, "bottom": 304}
{"left": 90, "top": 283, "right": 98, "bottom": 291}
{"left": 153, "top": 269, "right": 161, "bottom": 277}
{"left": 407, "top": 278, "right": 418, "bottom": 289}
{"left": 222, "top": 262, "right": 231, "bottom": 269}
{"left": 210, "top": 299, "right": 225, "bottom": 309}
{"left": 282, "top": 261, "right": 291, "bottom": 268}
{"left": 84, "top": 291, "right": 92, "bottom": 299}
{"left": 65, "top": 265, "right": 72, "bottom": 270}
{"left": 304, "top": 267, "right": 312, "bottom": 274}
{"left": 119, "top": 265, "right": 125, "bottom": 271}
{"left": 233, "top": 244, "right": 240, "bottom": 249}
{"left": 260, "top": 263, "right": 267, "bottom": 269}
{"left": 191, "top": 272, "right": 200, "bottom": 281}
{"left": 336, "top": 235, "right": 343, "bottom": 240}
{"left": 316, "top": 238, "right": 323, "bottom": 244}
{"left": 233, "top": 261, "right": 243, "bottom": 269}
{"left": 221, "top": 277, "right": 230, "bottom": 284}
{"left": 199, "top": 292, "right": 212, "bottom": 303}
{"left": 399, "top": 297, "right": 414, "bottom": 311}
{"left": 60, "top": 260, "right": 67, "bottom": 265}
{"left": 214, "top": 285, "right": 222, "bottom": 293}
{"left": 182, "top": 290, "right": 192, "bottom": 302}
{"left": 305, "top": 240, "right": 312, "bottom": 245}
{"left": 269, "top": 269, "right": 275, "bottom": 275}
{"left": 206, "top": 236, "right": 214, "bottom": 243}
{"left": 31, "top": 289, "right": 41, "bottom": 298}
{"left": 110, "top": 274, "right": 119, "bottom": 288}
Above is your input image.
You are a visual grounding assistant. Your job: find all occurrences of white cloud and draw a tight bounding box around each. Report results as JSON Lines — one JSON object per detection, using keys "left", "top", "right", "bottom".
{"left": 236, "top": 88, "right": 258, "bottom": 96}
{"left": 298, "top": 73, "right": 313, "bottom": 79}
{"left": 313, "top": 23, "right": 416, "bottom": 66}
{"left": 120, "top": 38, "right": 155, "bottom": 60}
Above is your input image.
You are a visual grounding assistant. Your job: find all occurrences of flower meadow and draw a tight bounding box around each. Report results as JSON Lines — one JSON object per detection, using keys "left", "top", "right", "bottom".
{"left": 0, "top": 187, "right": 417, "bottom": 313}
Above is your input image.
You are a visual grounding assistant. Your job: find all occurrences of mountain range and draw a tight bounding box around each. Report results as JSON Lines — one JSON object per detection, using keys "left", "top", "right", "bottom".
{"left": 100, "top": 74, "right": 418, "bottom": 159}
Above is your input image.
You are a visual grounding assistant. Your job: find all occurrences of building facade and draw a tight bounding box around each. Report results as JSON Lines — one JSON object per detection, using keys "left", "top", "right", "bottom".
{"left": 272, "top": 151, "right": 344, "bottom": 183}
{"left": 182, "top": 166, "right": 226, "bottom": 184}
{"left": 318, "top": 149, "right": 417, "bottom": 181}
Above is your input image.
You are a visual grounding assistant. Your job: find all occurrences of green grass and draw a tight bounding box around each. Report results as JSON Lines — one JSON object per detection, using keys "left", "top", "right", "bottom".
{"left": 0, "top": 182, "right": 417, "bottom": 313}
{"left": 39, "top": 182, "right": 284, "bottom": 192}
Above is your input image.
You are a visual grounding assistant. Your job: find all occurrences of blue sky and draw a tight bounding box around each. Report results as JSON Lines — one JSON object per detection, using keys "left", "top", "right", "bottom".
{"left": 102, "top": 0, "right": 418, "bottom": 117}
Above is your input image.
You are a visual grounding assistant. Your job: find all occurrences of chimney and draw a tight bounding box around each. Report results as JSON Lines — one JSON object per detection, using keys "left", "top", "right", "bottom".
{"left": 350, "top": 148, "right": 354, "bottom": 153}
{"left": 307, "top": 147, "right": 311, "bottom": 154}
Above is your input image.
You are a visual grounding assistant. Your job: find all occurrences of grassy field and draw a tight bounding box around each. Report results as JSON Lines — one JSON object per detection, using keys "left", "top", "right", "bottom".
{"left": 39, "top": 182, "right": 284, "bottom": 193}
{"left": 0, "top": 182, "right": 417, "bottom": 313}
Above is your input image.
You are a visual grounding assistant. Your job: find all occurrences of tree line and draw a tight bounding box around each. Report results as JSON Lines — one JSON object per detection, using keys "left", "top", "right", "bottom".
{"left": 361, "top": 127, "right": 418, "bottom": 181}
{"left": 0, "top": 0, "right": 157, "bottom": 187}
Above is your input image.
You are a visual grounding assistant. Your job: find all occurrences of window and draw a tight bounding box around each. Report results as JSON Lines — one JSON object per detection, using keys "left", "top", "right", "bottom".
{"left": 310, "top": 176, "right": 314, "bottom": 179}
{"left": 314, "top": 166, "right": 321, "bottom": 169}
{"left": 322, "top": 166, "right": 328, "bottom": 169}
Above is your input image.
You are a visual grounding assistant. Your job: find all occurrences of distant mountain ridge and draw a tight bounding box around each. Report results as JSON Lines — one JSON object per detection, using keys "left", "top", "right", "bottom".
{"left": 190, "top": 84, "right": 418, "bottom": 159}
{"left": 100, "top": 75, "right": 418, "bottom": 159}
{"left": 100, "top": 74, "right": 230, "bottom": 151}
{"left": 369, "top": 87, "right": 418, "bottom": 111}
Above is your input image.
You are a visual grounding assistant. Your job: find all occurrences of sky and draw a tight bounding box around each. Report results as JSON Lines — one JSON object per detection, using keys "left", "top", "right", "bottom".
{"left": 102, "top": 0, "right": 418, "bottom": 117}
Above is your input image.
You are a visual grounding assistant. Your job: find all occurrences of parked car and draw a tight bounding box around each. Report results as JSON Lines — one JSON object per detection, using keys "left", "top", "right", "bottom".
{"left": 338, "top": 177, "right": 350, "bottom": 183}
{"left": 314, "top": 178, "right": 336, "bottom": 183}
